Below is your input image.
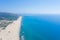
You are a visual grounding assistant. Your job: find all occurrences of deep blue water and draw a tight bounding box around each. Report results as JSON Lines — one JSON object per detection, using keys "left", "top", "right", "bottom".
{"left": 20, "top": 15, "right": 60, "bottom": 40}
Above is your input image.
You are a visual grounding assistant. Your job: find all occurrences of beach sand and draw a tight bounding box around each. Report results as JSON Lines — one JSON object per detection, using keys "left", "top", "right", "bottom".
{"left": 0, "top": 16, "right": 22, "bottom": 40}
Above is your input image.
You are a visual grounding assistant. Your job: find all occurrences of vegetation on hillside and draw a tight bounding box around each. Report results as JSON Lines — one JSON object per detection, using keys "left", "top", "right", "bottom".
{"left": 0, "top": 12, "right": 20, "bottom": 30}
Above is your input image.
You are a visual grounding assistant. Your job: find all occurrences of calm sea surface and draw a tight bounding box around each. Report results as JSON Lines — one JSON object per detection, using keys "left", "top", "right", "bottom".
{"left": 20, "top": 15, "right": 60, "bottom": 40}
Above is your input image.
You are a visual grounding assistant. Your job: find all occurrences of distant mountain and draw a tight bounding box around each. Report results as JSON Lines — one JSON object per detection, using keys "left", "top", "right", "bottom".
{"left": 0, "top": 12, "right": 19, "bottom": 20}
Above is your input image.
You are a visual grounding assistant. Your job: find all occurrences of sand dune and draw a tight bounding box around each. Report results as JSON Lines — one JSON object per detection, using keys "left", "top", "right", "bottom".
{"left": 0, "top": 16, "right": 22, "bottom": 40}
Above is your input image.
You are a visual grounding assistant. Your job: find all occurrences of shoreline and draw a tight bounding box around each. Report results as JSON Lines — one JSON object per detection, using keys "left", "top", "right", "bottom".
{"left": 0, "top": 16, "right": 22, "bottom": 40}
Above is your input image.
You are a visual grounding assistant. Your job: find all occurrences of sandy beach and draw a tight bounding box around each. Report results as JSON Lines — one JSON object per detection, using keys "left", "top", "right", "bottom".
{"left": 0, "top": 16, "right": 22, "bottom": 40}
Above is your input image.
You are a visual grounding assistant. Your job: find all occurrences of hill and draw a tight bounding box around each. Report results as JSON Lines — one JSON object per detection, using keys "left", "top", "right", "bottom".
{"left": 0, "top": 12, "right": 19, "bottom": 20}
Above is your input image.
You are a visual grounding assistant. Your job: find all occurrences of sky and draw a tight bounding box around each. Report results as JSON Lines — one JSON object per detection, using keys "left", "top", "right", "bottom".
{"left": 0, "top": 0, "right": 60, "bottom": 14}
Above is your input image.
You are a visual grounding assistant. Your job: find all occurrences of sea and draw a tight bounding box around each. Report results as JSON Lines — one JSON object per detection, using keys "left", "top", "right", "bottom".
{"left": 20, "top": 15, "right": 60, "bottom": 40}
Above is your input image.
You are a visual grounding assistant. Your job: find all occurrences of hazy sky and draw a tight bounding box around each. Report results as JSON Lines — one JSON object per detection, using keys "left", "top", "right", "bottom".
{"left": 0, "top": 0, "right": 60, "bottom": 14}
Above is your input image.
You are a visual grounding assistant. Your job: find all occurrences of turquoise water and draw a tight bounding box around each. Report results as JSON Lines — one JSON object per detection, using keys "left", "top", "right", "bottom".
{"left": 20, "top": 15, "right": 60, "bottom": 40}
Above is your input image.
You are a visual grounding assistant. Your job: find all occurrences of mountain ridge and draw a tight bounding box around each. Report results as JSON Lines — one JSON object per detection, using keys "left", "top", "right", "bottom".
{"left": 0, "top": 12, "right": 19, "bottom": 20}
